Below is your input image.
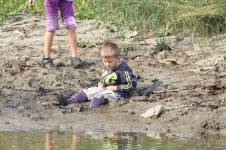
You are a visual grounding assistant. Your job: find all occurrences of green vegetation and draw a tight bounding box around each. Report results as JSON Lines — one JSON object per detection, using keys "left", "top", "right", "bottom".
{"left": 0, "top": 0, "right": 44, "bottom": 23}
{"left": 1, "top": 0, "right": 226, "bottom": 37}
{"left": 88, "top": 0, "right": 226, "bottom": 37}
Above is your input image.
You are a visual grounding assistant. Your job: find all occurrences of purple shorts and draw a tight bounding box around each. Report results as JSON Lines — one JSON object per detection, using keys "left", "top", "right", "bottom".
{"left": 44, "top": 0, "right": 76, "bottom": 31}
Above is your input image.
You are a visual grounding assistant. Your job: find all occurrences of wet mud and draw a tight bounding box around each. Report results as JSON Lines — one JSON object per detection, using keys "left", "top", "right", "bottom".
{"left": 1, "top": 14, "right": 226, "bottom": 138}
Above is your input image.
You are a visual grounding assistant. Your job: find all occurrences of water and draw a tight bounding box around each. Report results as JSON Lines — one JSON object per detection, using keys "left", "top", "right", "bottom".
{"left": 0, "top": 131, "right": 226, "bottom": 150}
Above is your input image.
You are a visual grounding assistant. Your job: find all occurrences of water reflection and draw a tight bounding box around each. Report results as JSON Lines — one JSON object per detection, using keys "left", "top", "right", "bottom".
{"left": 45, "top": 132, "right": 53, "bottom": 150}
{"left": 1, "top": 131, "right": 226, "bottom": 150}
{"left": 45, "top": 131, "right": 78, "bottom": 150}
{"left": 86, "top": 132, "right": 140, "bottom": 150}
{"left": 44, "top": 131, "right": 143, "bottom": 150}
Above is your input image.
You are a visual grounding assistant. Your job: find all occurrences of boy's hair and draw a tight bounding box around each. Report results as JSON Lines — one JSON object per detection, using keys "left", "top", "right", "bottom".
{"left": 101, "top": 42, "right": 121, "bottom": 57}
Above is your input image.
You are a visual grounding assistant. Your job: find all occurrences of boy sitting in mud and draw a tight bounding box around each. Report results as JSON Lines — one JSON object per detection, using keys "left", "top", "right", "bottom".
{"left": 58, "top": 42, "right": 137, "bottom": 109}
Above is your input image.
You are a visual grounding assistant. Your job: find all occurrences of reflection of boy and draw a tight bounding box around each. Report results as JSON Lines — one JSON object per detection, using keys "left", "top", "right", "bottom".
{"left": 58, "top": 42, "right": 137, "bottom": 108}
{"left": 28, "top": 0, "right": 83, "bottom": 69}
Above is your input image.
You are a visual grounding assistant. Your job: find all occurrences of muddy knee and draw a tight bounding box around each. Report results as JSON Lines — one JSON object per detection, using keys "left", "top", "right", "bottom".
{"left": 46, "top": 16, "right": 58, "bottom": 32}
{"left": 63, "top": 16, "right": 76, "bottom": 29}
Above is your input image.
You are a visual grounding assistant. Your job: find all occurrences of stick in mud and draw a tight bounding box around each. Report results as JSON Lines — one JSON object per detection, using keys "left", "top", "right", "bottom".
{"left": 137, "top": 79, "right": 162, "bottom": 96}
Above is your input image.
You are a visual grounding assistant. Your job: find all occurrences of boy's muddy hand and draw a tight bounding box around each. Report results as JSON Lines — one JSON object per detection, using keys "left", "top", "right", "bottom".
{"left": 98, "top": 81, "right": 103, "bottom": 88}
{"left": 28, "top": 0, "right": 35, "bottom": 6}
{"left": 106, "top": 85, "right": 117, "bottom": 91}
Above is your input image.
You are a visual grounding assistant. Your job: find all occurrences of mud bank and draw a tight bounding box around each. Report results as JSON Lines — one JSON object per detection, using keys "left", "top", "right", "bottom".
{"left": 1, "top": 14, "right": 226, "bottom": 138}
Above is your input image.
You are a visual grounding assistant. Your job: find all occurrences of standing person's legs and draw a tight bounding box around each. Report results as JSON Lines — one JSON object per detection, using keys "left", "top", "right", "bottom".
{"left": 44, "top": 32, "right": 54, "bottom": 58}
{"left": 67, "top": 28, "right": 77, "bottom": 58}
{"left": 59, "top": 0, "right": 83, "bottom": 68}
{"left": 42, "top": 0, "right": 59, "bottom": 69}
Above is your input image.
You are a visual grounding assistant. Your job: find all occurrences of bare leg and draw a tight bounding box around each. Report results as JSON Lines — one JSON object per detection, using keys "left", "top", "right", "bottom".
{"left": 44, "top": 31, "right": 55, "bottom": 58}
{"left": 67, "top": 28, "right": 78, "bottom": 57}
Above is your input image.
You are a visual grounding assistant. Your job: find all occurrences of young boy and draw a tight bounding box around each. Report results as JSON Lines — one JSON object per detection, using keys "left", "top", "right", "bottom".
{"left": 28, "top": 0, "right": 83, "bottom": 69}
{"left": 58, "top": 42, "right": 137, "bottom": 109}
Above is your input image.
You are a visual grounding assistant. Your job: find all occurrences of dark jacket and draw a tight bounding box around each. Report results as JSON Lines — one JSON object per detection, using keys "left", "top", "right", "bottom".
{"left": 101, "top": 61, "right": 137, "bottom": 97}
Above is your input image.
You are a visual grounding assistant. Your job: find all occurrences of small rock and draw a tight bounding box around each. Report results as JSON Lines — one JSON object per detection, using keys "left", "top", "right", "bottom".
{"left": 201, "top": 121, "right": 208, "bottom": 128}
{"left": 140, "top": 105, "right": 163, "bottom": 118}
{"left": 17, "top": 105, "right": 29, "bottom": 112}
{"left": 6, "top": 101, "right": 19, "bottom": 108}
{"left": 78, "top": 106, "right": 84, "bottom": 112}
{"left": 28, "top": 77, "right": 41, "bottom": 88}
{"left": 1, "top": 88, "right": 14, "bottom": 96}
{"left": 35, "top": 86, "right": 46, "bottom": 94}
{"left": 131, "top": 111, "right": 136, "bottom": 115}
{"left": 208, "top": 104, "right": 219, "bottom": 110}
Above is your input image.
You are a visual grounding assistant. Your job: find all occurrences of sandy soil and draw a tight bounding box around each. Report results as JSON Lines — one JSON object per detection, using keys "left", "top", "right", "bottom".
{"left": 1, "top": 14, "right": 226, "bottom": 138}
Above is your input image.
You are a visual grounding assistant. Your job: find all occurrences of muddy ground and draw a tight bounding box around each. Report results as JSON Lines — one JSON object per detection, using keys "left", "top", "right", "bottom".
{"left": 1, "top": 14, "right": 226, "bottom": 138}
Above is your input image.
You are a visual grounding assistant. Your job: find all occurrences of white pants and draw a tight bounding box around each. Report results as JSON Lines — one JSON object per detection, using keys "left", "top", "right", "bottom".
{"left": 83, "top": 87, "right": 122, "bottom": 103}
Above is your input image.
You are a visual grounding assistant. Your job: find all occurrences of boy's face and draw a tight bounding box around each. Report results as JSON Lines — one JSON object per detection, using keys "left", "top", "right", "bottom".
{"left": 102, "top": 56, "right": 120, "bottom": 70}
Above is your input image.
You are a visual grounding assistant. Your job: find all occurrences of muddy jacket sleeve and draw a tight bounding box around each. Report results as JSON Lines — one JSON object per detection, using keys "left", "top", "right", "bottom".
{"left": 116, "top": 70, "right": 137, "bottom": 93}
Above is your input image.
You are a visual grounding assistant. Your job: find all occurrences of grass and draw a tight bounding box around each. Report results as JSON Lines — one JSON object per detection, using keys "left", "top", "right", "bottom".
{"left": 88, "top": 0, "right": 226, "bottom": 37}
{"left": 1, "top": 0, "right": 226, "bottom": 38}
{"left": 0, "top": 0, "right": 44, "bottom": 23}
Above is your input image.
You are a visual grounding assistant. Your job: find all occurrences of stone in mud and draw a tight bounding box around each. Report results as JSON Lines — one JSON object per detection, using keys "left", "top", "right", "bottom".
{"left": 208, "top": 104, "right": 219, "bottom": 110}
{"left": 28, "top": 77, "right": 42, "bottom": 88}
{"left": 78, "top": 106, "right": 84, "bottom": 112}
{"left": 1, "top": 88, "right": 14, "bottom": 96}
{"left": 6, "top": 101, "right": 19, "bottom": 108}
{"left": 35, "top": 86, "right": 46, "bottom": 94}
{"left": 140, "top": 105, "right": 163, "bottom": 118}
{"left": 17, "top": 105, "right": 29, "bottom": 112}
{"left": 201, "top": 120, "right": 208, "bottom": 128}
